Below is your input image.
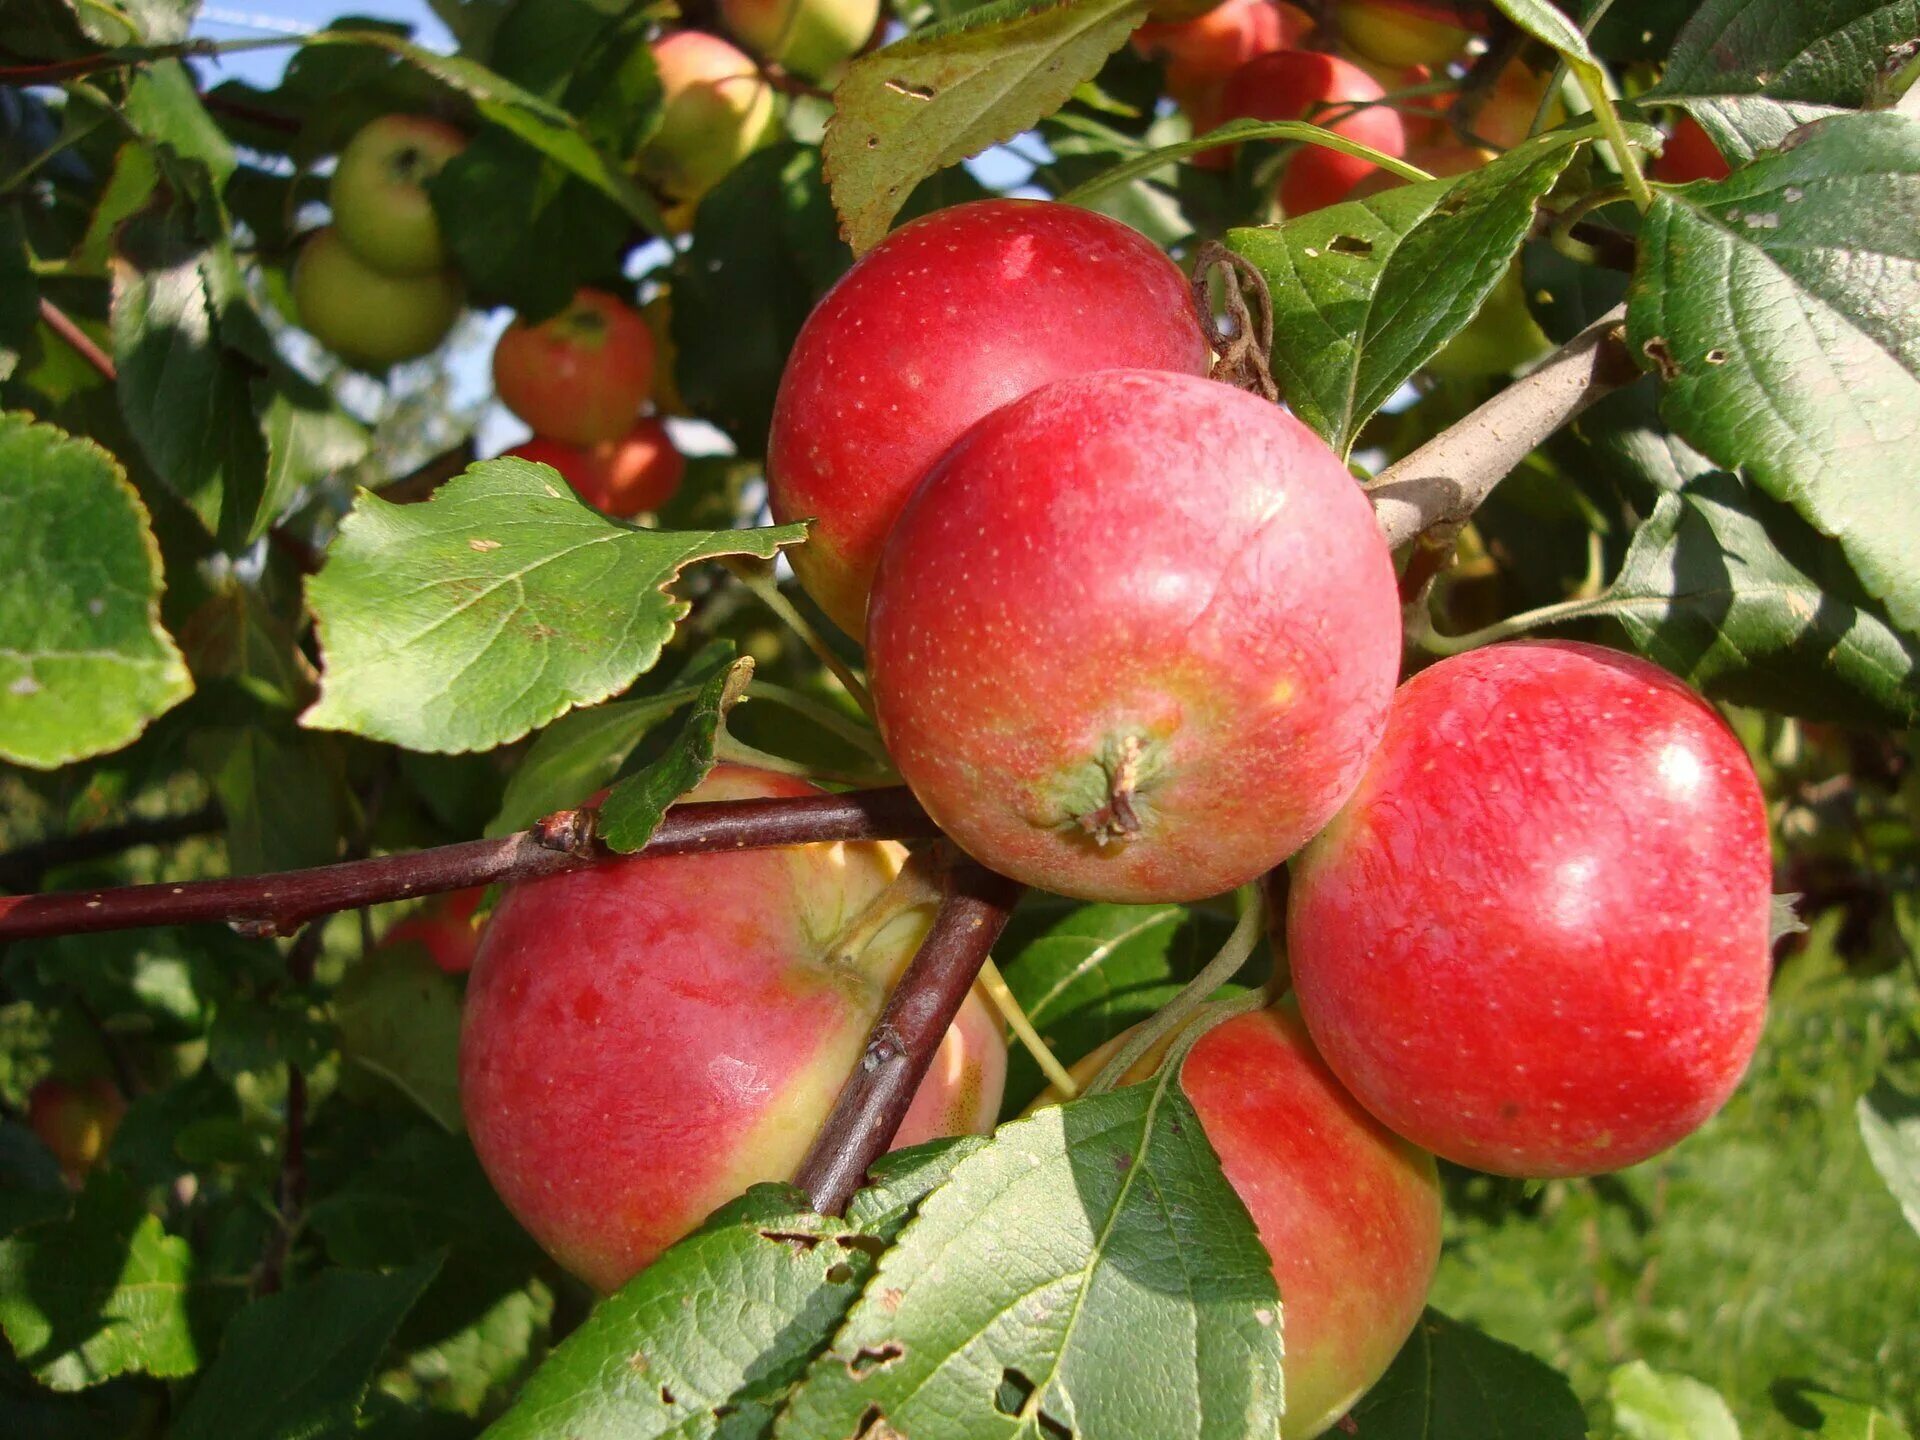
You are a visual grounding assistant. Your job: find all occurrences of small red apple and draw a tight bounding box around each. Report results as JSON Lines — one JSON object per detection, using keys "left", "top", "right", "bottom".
{"left": 491, "top": 288, "right": 656, "bottom": 447}
{"left": 1132, "top": 0, "right": 1309, "bottom": 113}
{"left": 867, "top": 369, "right": 1401, "bottom": 904}
{"left": 28, "top": 1077, "right": 126, "bottom": 1185}
{"left": 1288, "top": 641, "right": 1773, "bottom": 1178}
{"left": 328, "top": 113, "right": 467, "bottom": 276}
{"left": 638, "top": 31, "right": 777, "bottom": 207}
{"left": 507, "top": 420, "right": 685, "bottom": 517}
{"left": 1333, "top": 0, "right": 1479, "bottom": 69}
{"left": 1345, "top": 138, "right": 1490, "bottom": 197}
{"left": 1208, "top": 50, "right": 1407, "bottom": 213}
{"left": 768, "top": 199, "right": 1211, "bottom": 639}
{"left": 292, "top": 227, "right": 463, "bottom": 369}
{"left": 1652, "top": 114, "right": 1732, "bottom": 184}
{"left": 460, "top": 766, "right": 1007, "bottom": 1291}
{"left": 383, "top": 887, "right": 485, "bottom": 975}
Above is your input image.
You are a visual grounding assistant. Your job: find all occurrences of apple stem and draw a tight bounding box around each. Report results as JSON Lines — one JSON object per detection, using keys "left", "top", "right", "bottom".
{"left": 795, "top": 857, "right": 1024, "bottom": 1216}
{"left": 822, "top": 848, "right": 947, "bottom": 970}
{"left": 977, "top": 956, "right": 1081, "bottom": 1100}
{"left": 1075, "top": 734, "right": 1148, "bottom": 845}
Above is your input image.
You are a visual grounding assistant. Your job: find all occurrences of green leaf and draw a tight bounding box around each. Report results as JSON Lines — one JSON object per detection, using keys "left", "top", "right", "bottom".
{"left": 822, "top": 0, "right": 1152, "bottom": 254}
{"left": 1774, "top": 1382, "right": 1915, "bottom": 1439}
{"left": 0, "top": 413, "right": 192, "bottom": 769}
{"left": 1225, "top": 134, "right": 1582, "bottom": 455}
{"left": 1348, "top": 1310, "right": 1586, "bottom": 1438}
{"left": 597, "top": 655, "right": 755, "bottom": 852}
{"left": 1625, "top": 112, "right": 1920, "bottom": 635}
{"left": 1487, "top": 0, "right": 1597, "bottom": 66}
{"left": 121, "top": 61, "right": 236, "bottom": 189}
{"left": 1610, "top": 1361, "right": 1742, "bottom": 1440}
{"left": 0, "top": 1123, "right": 69, "bottom": 1238}
{"left": 1649, "top": 0, "right": 1920, "bottom": 160}
{"left": 773, "top": 1080, "right": 1283, "bottom": 1440}
{"left": 1602, "top": 472, "right": 1920, "bottom": 726}
{"left": 1859, "top": 1079, "right": 1920, "bottom": 1238}
{"left": 253, "top": 373, "right": 372, "bottom": 535}
{"left": 208, "top": 990, "right": 332, "bottom": 1082}
{"left": 171, "top": 1259, "right": 442, "bottom": 1440}
{"left": 300, "top": 460, "right": 805, "bottom": 752}
{"left": 308, "top": 1129, "right": 543, "bottom": 1272}
{"left": 193, "top": 719, "right": 344, "bottom": 874}
{"left": 0, "top": 1173, "right": 200, "bottom": 1391}
{"left": 332, "top": 956, "right": 465, "bottom": 1131}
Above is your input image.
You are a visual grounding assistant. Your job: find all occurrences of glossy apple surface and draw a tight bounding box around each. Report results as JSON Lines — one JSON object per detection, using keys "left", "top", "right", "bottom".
{"left": 638, "top": 31, "right": 776, "bottom": 205}
{"left": 383, "top": 887, "right": 485, "bottom": 975}
{"left": 1133, "top": 0, "right": 1308, "bottom": 112}
{"left": 461, "top": 766, "right": 1007, "bottom": 1290}
{"left": 329, "top": 113, "right": 466, "bottom": 275}
{"left": 1289, "top": 641, "right": 1773, "bottom": 1177}
{"left": 1334, "top": 0, "right": 1475, "bottom": 68}
{"left": 492, "top": 288, "right": 655, "bottom": 447}
{"left": 721, "top": 0, "right": 878, "bottom": 81}
{"left": 867, "top": 369, "right": 1400, "bottom": 904}
{"left": 1652, "top": 114, "right": 1731, "bottom": 184}
{"left": 768, "top": 199, "right": 1211, "bottom": 638}
{"left": 292, "top": 227, "right": 463, "bottom": 369}
{"left": 1209, "top": 50, "right": 1407, "bottom": 212}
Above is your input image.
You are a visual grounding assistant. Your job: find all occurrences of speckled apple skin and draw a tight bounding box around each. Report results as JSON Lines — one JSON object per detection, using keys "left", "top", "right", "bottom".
{"left": 866, "top": 369, "right": 1401, "bottom": 904}
{"left": 460, "top": 766, "right": 1007, "bottom": 1292}
{"left": 767, "top": 199, "right": 1211, "bottom": 638}
{"left": 1288, "top": 641, "right": 1772, "bottom": 1178}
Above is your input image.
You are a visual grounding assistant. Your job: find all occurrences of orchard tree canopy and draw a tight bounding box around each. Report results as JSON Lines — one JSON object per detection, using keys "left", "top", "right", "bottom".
{"left": 1, "top": 0, "right": 1919, "bottom": 1437}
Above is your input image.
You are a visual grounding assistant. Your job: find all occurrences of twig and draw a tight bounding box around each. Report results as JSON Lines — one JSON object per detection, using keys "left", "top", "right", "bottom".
{"left": 38, "top": 297, "right": 115, "bottom": 383}
{"left": 0, "top": 787, "right": 938, "bottom": 942}
{"left": 375, "top": 439, "right": 477, "bottom": 504}
{"left": 0, "top": 803, "right": 223, "bottom": 891}
{"left": 0, "top": 35, "right": 296, "bottom": 86}
{"left": 795, "top": 858, "right": 1023, "bottom": 1215}
{"left": 977, "top": 956, "right": 1079, "bottom": 1100}
{"left": 1368, "top": 304, "right": 1634, "bottom": 552}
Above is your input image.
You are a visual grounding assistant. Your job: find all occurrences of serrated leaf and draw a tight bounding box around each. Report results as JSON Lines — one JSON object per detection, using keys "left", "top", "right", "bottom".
{"left": 1347, "top": 1310, "right": 1586, "bottom": 1438}
{"left": 0, "top": 413, "right": 192, "bottom": 769}
{"left": 1859, "top": 1079, "right": 1920, "bottom": 1237}
{"left": 1774, "top": 1382, "right": 1915, "bottom": 1439}
{"left": 1625, "top": 112, "right": 1920, "bottom": 634}
{"left": 300, "top": 460, "right": 804, "bottom": 752}
{"left": 1602, "top": 472, "right": 1920, "bottom": 725}
{"left": 171, "top": 1259, "right": 442, "bottom": 1440}
{"left": 1649, "top": 0, "right": 1920, "bottom": 160}
{"left": 121, "top": 61, "right": 236, "bottom": 188}
{"left": 822, "top": 0, "right": 1151, "bottom": 253}
{"left": 254, "top": 373, "right": 371, "bottom": 533}
{"left": 1610, "top": 1361, "right": 1742, "bottom": 1440}
{"left": 774, "top": 1079, "right": 1282, "bottom": 1440}
{"left": 0, "top": 1173, "right": 200, "bottom": 1391}
{"left": 332, "top": 956, "right": 464, "bottom": 1131}
{"left": 596, "top": 655, "right": 754, "bottom": 851}
{"left": 1226, "top": 134, "right": 1581, "bottom": 455}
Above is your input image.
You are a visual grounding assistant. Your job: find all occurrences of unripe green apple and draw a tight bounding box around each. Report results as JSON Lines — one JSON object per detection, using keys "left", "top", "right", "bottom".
{"left": 638, "top": 31, "right": 778, "bottom": 206}
{"left": 1425, "top": 261, "right": 1550, "bottom": 380}
{"left": 292, "top": 227, "right": 463, "bottom": 369}
{"left": 328, "top": 114, "right": 467, "bottom": 276}
{"left": 721, "top": 0, "right": 878, "bottom": 82}
{"left": 1334, "top": 0, "right": 1477, "bottom": 69}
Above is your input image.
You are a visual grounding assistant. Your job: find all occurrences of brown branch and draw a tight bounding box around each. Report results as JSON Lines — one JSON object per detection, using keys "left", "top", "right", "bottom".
{"left": 0, "top": 787, "right": 938, "bottom": 943}
{"left": 39, "top": 297, "right": 115, "bottom": 383}
{"left": 1369, "top": 303, "right": 1635, "bottom": 552}
{"left": 0, "top": 803, "right": 223, "bottom": 892}
{"left": 795, "top": 857, "right": 1023, "bottom": 1216}
{"left": 374, "top": 439, "right": 477, "bottom": 504}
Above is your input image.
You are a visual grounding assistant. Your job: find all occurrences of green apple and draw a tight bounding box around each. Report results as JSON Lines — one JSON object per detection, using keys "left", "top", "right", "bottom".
{"left": 721, "top": 0, "right": 878, "bottom": 81}
{"left": 293, "top": 227, "right": 463, "bottom": 369}
{"left": 329, "top": 114, "right": 467, "bottom": 276}
{"left": 637, "top": 31, "right": 777, "bottom": 207}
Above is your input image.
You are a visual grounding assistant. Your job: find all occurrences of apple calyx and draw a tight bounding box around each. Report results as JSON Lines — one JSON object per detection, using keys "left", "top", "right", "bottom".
{"left": 388, "top": 143, "right": 449, "bottom": 187}
{"left": 1069, "top": 733, "right": 1160, "bottom": 845}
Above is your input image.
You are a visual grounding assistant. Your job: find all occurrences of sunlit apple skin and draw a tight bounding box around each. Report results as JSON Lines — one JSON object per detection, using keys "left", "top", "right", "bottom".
{"left": 1067, "top": 1004, "right": 1441, "bottom": 1439}
{"left": 384, "top": 887, "right": 485, "bottom": 975}
{"left": 1652, "top": 114, "right": 1731, "bottom": 184}
{"left": 768, "top": 199, "right": 1210, "bottom": 639}
{"left": 1132, "top": 0, "right": 1309, "bottom": 112}
{"left": 292, "top": 227, "right": 463, "bottom": 369}
{"left": 1334, "top": 0, "right": 1475, "bottom": 68}
{"left": 721, "top": 0, "right": 877, "bottom": 81}
{"left": 1209, "top": 50, "right": 1407, "bottom": 212}
{"left": 507, "top": 420, "right": 685, "bottom": 517}
{"left": 492, "top": 288, "right": 656, "bottom": 447}
{"left": 461, "top": 766, "right": 1007, "bottom": 1291}
{"left": 28, "top": 1078, "right": 126, "bottom": 1186}
{"left": 867, "top": 370, "right": 1400, "bottom": 904}
{"left": 1289, "top": 641, "right": 1773, "bottom": 1178}
{"left": 638, "top": 31, "right": 776, "bottom": 205}
{"left": 328, "top": 114, "right": 467, "bottom": 275}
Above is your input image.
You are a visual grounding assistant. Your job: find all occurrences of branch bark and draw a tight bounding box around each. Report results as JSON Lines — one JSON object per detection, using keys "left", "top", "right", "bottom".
{"left": 796, "top": 858, "right": 1024, "bottom": 1215}
{"left": 0, "top": 804, "right": 223, "bottom": 892}
{"left": 0, "top": 788, "right": 937, "bottom": 942}
{"left": 1368, "top": 304, "right": 1635, "bottom": 552}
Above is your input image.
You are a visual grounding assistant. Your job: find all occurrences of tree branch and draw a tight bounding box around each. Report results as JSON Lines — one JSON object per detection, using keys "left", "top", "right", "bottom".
{"left": 1369, "top": 304, "right": 1636, "bottom": 552}
{"left": 38, "top": 297, "right": 115, "bottom": 383}
{"left": 0, "top": 803, "right": 223, "bottom": 892}
{"left": 0, "top": 788, "right": 937, "bottom": 942}
{"left": 796, "top": 857, "right": 1023, "bottom": 1216}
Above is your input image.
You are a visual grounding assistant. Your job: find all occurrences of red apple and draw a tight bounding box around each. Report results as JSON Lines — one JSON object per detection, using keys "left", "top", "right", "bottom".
{"left": 1288, "top": 641, "right": 1773, "bottom": 1178}
{"left": 460, "top": 766, "right": 1008, "bottom": 1291}
{"left": 1132, "top": 0, "right": 1309, "bottom": 112}
{"left": 638, "top": 31, "right": 777, "bottom": 207}
{"left": 1340, "top": 49, "right": 1446, "bottom": 147}
{"left": 28, "top": 1077, "right": 126, "bottom": 1185}
{"left": 767, "top": 199, "right": 1211, "bottom": 639}
{"left": 1208, "top": 50, "right": 1407, "bottom": 213}
{"left": 1345, "top": 138, "right": 1490, "bottom": 197}
{"left": 1652, "top": 114, "right": 1731, "bottom": 184}
{"left": 721, "top": 0, "right": 877, "bottom": 81}
{"left": 492, "top": 288, "right": 656, "bottom": 447}
{"left": 507, "top": 420, "right": 684, "bottom": 517}
{"left": 1468, "top": 56, "right": 1558, "bottom": 150}
{"left": 292, "top": 227, "right": 463, "bottom": 369}
{"left": 328, "top": 113, "right": 466, "bottom": 276}
{"left": 1069, "top": 1003, "right": 1442, "bottom": 1438}
{"left": 867, "top": 370, "right": 1400, "bottom": 904}
{"left": 383, "top": 887, "right": 485, "bottom": 975}
{"left": 1334, "top": 0, "right": 1478, "bottom": 69}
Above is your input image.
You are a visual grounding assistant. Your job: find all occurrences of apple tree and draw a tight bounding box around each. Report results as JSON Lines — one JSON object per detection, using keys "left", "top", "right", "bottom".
{"left": 1, "top": 0, "right": 1917, "bottom": 1436}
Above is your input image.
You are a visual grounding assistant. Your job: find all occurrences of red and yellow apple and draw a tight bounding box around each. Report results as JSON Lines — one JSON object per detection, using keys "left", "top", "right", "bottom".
{"left": 28, "top": 1077, "right": 126, "bottom": 1185}
{"left": 292, "top": 227, "right": 463, "bottom": 369}
{"left": 328, "top": 113, "right": 467, "bottom": 276}
{"left": 638, "top": 31, "right": 777, "bottom": 207}
{"left": 1333, "top": 0, "right": 1478, "bottom": 69}
{"left": 492, "top": 288, "right": 656, "bottom": 447}
{"left": 1132, "top": 0, "right": 1309, "bottom": 113}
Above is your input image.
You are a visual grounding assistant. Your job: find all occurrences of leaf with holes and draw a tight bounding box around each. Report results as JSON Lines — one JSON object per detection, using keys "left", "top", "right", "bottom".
{"left": 1346, "top": 1310, "right": 1586, "bottom": 1438}
{"left": 772, "top": 1079, "right": 1283, "bottom": 1440}
{"left": 822, "top": 0, "right": 1152, "bottom": 254}
{"left": 1225, "top": 134, "right": 1580, "bottom": 456}
{"left": 1625, "top": 111, "right": 1920, "bottom": 635}
{"left": 1648, "top": 0, "right": 1919, "bottom": 161}
{"left": 301, "top": 460, "right": 804, "bottom": 753}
